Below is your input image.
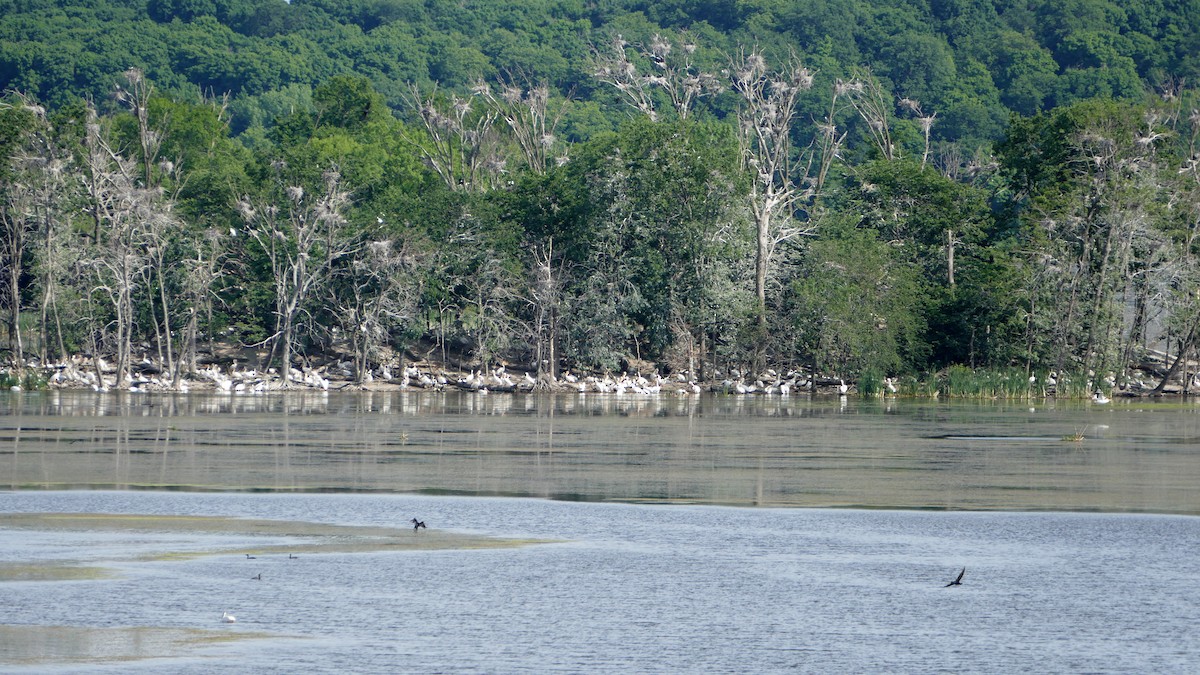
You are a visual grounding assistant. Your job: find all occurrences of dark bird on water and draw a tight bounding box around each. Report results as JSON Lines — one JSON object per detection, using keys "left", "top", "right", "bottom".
{"left": 251, "top": 573, "right": 262, "bottom": 581}
{"left": 411, "top": 518, "right": 427, "bottom": 531}
{"left": 245, "top": 554, "right": 256, "bottom": 559}
{"left": 945, "top": 567, "right": 965, "bottom": 587}
{"left": 288, "top": 553, "right": 298, "bottom": 559}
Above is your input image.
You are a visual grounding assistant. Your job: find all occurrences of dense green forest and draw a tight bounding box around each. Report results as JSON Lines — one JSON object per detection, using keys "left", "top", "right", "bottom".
{"left": 2, "top": 0, "right": 1200, "bottom": 394}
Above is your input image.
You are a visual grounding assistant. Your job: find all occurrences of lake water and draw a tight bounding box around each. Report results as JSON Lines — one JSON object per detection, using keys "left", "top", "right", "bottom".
{"left": 2, "top": 390, "right": 1200, "bottom": 672}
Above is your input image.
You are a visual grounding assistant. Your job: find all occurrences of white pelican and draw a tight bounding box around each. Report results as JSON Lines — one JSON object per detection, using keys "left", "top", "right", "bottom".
{"left": 222, "top": 611, "right": 236, "bottom": 623}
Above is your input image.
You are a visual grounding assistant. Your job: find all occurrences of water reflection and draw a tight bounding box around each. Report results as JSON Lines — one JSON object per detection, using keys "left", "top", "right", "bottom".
{"left": 3, "top": 388, "right": 929, "bottom": 418}
{"left": 2, "top": 390, "right": 1199, "bottom": 513}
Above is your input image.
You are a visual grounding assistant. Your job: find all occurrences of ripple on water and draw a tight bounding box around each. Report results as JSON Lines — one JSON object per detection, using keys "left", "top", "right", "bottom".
{"left": 1, "top": 491, "right": 1198, "bottom": 673}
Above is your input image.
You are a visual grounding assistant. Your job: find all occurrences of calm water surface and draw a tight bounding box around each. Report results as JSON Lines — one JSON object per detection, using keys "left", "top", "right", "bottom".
{"left": 3, "top": 390, "right": 1199, "bottom": 511}
{"left": 2, "top": 390, "right": 1199, "bottom": 672}
{"left": 3, "top": 491, "right": 1199, "bottom": 673}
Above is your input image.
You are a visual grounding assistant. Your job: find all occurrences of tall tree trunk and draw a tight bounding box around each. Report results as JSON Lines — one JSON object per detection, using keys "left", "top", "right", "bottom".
{"left": 6, "top": 248, "right": 21, "bottom": 372}
{"left": 1151, "top": 322, "right": 1198, "bottom": 395}
{"left": 946, "top": 229, "right": 956, "bottom": 287}
{"left": 157, "top": 266, "right": 174, "bottom": 377}
{"left": 281, "top": 312, "right": 294, "bottom": 387}
{"left": 755, "top": 210, "right": 770, "bottom": 334}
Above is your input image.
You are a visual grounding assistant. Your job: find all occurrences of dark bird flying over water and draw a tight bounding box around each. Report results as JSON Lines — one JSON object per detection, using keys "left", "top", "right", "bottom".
{"left": 411, "top": 518, "right": 427, "bottom": 531}
{"left": 945, "top": 567, "right": 965, "bottom": 587}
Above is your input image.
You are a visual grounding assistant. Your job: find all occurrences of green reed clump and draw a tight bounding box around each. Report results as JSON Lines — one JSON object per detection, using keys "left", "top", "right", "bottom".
{"left": 858, "top": 367, "right": 884, "bottom": 397}
{"left": 23, "top": 371, "right": 47, "bottom": 390}
{"left": 896, "top": 375, "right": 937, "bottom": 397}
{"left": 937, "top": 366, "right": 1046, "bottom": 399}
{"left": 941, "top": 365, "right": 981, "bottom": 398}
{"left": 996, "top": 367, "right": 1035, "bottom": 398}
{"left": 1051, "top": 371, "right": 1093, "bottom": 399}
{"left": 0, "top": 370, "right": 47, "bottom": 391}
{"left": 855, "top": 367, "right": 1106, "bottom": 400}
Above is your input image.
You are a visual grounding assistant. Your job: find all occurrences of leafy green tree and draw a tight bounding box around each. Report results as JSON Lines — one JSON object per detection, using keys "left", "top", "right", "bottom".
{"left": 788, "top": 215, "right": 926, "bottom": 377}
{"left": 426, "top": 33, "right": 494, "bottom": 89}
{"left": 147, "top": 0, "right": 217, "bottom": 23}
{"left": 513, "top": 117, "right": 745, "bottom": 373}
{"left": 313, "top": 75, "right": 389, "bottom": 130}
{"left": 836, "top": 158, "right": 995, "bottom": 368}
{"left": 977, "top": 29, "right": 1060, "bottom": 116}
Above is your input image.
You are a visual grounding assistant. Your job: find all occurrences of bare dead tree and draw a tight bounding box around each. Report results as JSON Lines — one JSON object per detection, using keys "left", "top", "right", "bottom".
{"left": 238, "top": 166, "right": 355, "bottom": 386}
{"left": 34, "top": 165, "right": 77, "bottom": 364}
{"left": 728, "top": 47, "right": 817, "bottom": 335}
{"left": 897, "top": 97, "right": 937, "bottom": 169}
{"left": 592, "top": 34, "right": 658, "bottom": 120}
{"left": 334, "top": 237, "right": 422, "bottom": 384}
{"left": 527, "top": 238, "right": 564, "bottom": 384}
{"left": 0, "top": 98, "right": 42, "bottom": 372}
{"left": 115, "top": 69, "right": 163, "bottom": 193}
{"left": 1149, "top": 100, "right": 1200, "bottom": 393}
{"left": 0, "top": 95, "right": 79, "bottom": 370}
{"left": 398, "top": 84, "right": 501, "bottom": 192}
{"left": 0, "top": 201, "right": 28, "bottom": 372}
{"left": 592, "top": 31, "right": 724, "bottom": 121}
{"left": 176, "top": 227, "right": 229, "bottom": 386}
{"left": 812, "top": 80, "right": 853, "bottom": 198}
{"left": 844, "top": 70, "right": 895, "bottom": 161}
{"left": 78, "top": 102, "right": 178, "bottom": 388}
{"left": 116, "top": 68, "right": 189, "bottom": 380}
{"left": 1027, "top": 111, "right": 1168, "bottom": 382}
{"left": 1076, "top": 125, "right": 1152, "bottom": 378}
{"left": 24, "top": 109, "right": 76, "bottom": 364}
{"left": 472, "top": 74, "right": 572, "bottom": 174}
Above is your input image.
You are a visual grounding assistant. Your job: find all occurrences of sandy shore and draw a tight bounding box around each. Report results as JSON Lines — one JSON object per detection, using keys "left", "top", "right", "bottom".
{"left": 0, "top": 512, "right": 550, "bottom": 581}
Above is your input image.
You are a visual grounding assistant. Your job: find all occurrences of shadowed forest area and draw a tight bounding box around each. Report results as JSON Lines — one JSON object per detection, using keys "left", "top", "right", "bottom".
{"left": 2, "top": 0, "right": 1200, "bottom": 396}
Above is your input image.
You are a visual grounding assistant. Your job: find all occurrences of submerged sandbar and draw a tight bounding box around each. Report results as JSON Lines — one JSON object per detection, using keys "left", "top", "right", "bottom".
{"left": 0, "top": 511, "right": 548, "bottom": 577}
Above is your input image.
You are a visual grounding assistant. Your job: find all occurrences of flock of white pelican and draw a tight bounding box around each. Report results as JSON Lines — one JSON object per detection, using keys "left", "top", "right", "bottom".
{"left": 20, "top": 355, "right": 1190, "bottom": 399}
{"left": 16, "top": 353, "right": 869, "bottom": 397}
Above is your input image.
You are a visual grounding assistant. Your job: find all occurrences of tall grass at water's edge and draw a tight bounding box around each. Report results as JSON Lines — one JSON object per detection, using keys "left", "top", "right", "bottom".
{"left": 0, "top": 370, "right": 47, "bottom": 391}
{"left": 860, "top": 367, "right": 1106, "bottom": 400}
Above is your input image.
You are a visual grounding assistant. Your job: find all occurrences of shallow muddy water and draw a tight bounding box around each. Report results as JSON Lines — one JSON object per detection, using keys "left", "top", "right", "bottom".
{"left": 2, "top": 491, "right": 1199, "bottom": 673}
{"left": 2, "top": 390, "right": 1199, "bottom": 513}
{"left": 2, "top": 390, "right": 1199, "bottom": 671}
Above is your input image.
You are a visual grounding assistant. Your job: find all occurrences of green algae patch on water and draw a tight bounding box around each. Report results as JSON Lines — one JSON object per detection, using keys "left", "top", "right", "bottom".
{"left": 0, "top": 563, "right": 113, "bottom": 582}
{"left": 0, "top": 512, "right": 551, "bottom": 557}
{"left": 0, "top": 625, "right": 280, "bottom": 666}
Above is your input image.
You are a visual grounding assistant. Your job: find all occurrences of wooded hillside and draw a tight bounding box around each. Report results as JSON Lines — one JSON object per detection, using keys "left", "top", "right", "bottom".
{"left": 2, "top": 0, "right": 1199, "bottom": 394}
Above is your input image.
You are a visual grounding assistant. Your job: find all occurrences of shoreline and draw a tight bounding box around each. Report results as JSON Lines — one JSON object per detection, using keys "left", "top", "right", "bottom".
{"left": 4, "top": 489, "right": 1199, "bottom": 518}
{"left": 5, "top": 352, "right": 1195, "bottom": 398}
